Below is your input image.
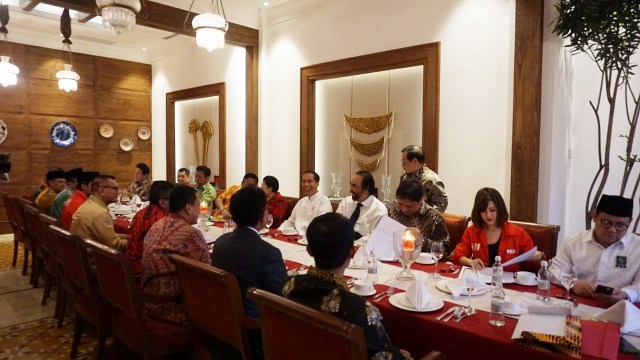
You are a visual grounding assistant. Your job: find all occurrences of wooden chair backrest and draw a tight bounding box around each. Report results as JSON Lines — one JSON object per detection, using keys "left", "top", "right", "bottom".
{"left": 282, "top": 196, "right": 299, "bottom": 220}
{"left": 510, "top": 220, "right": 560, "bottom": 261}
{"left": 2, "top": 193, "right": 25, "bottom": 243}
{"left": 49, "top": 226, "right": 92, "bottom": 294}
{"left": 247, "top": 288, "right": 368, "bottom": 360}
{"left": 170, "top": 254, "right": 254, "bottom": 360}
{"left": 442, "top": 213, "right": 471, "bottom": 250}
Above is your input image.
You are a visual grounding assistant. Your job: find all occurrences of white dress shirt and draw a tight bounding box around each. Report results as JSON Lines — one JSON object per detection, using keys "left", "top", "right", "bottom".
{"left": 278, "top": 192, "right": 332, "bottom": 237}
{"left": 336, "top": 195, "right": 388, "bottom": 241}
{"left": 549, "top": 229, "right": 640, "bottom": 303}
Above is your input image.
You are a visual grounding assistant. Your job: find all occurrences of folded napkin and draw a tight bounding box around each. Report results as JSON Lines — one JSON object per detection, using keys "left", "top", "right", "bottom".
{"left": 446, "top": 278, "right": 489, "bottom": 298}
{"left": 405, "top": 275, "right": 432, "bottom": 309}
{"left": 528, "top": 306, "right": 571, "bottom": 316}
{"left": 593, "top": 300, "right": 640, "bottom": 336}
{"left": 352, "top": 246, "right": 368, "bottom": 267}
{"left": 132, "top": 194, "right": 142, "bottom": 204}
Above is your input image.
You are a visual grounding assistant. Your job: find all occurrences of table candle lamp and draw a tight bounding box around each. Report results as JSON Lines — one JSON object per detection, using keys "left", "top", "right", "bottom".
{"left": 393, "top": 227, "right": 424, "bottom": 280}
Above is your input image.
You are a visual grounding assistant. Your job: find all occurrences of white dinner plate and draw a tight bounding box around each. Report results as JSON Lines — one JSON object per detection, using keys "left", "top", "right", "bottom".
{"left": 347, "top": 261, "right": 368, "bottom": 270}
{"left": 388, "top": 293, "right": 444, "bottom": 312}
{"left": 349, "top": 287, "right": 376, "bottom": 297}
{"left": 119, "top": 137, "right": 134, "bottom": 152}
{"left": 504, "top": 307, "right": 527, "bottom": 316}
{"left": 436, "top": 279, "right": 491, "bottom": 296}
{"left": 99, "top": 123, "right": 114, "bottom": 138}
{"left": 514, "top": 278, "right": 537, "bottom": 287}
{"left": 297, "top": 238, "right": 308, "bottom": 245}
{"left": 415, "top": 253, "right": 436, "bottom": 265}
{"left": 137, "top": 126, "right": 151, "bottom": 140}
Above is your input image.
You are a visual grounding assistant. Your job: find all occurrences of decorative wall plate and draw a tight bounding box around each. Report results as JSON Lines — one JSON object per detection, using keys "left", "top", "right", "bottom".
{"left": 137, "top": 126, "right": 151, "bottom": 140}
{"left": 0, "top": 119, "right": 7, "bottom": 145}
{"left": 99, "top": 124, "right": 114, "bottom": 138}
{"left": 119, "top": 137, "right": 134, "bottom": 152}
{"left": 50, "top": 121, "right": 78, "bottom": 147}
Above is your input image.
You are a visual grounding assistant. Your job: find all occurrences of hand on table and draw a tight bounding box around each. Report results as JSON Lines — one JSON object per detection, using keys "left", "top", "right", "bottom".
{"left": 595, "top": 289, "right": 627, "bottom": 304}
{"left": 221, "top": 208, "right": 232, "bottom": 220}
{"left": 465, "top": 258, "right": 485, "bottom": 270}
{"left": 572, "top": 280, "right": 596, "bottom": 298}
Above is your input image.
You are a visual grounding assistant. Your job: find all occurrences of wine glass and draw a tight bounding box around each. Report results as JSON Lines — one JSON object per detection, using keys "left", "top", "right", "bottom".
{"left": 392, "top": 227, "right": 424, "bottom": 280}
{"left": 462, "top": 268, "right": 479, "bottom": 315}
{"left": 429, "top": 240, "right": 444, "bottom": 280}
{"left": 265, "top": 214, "right": 274, "bottom": 238}
{"left": 560, "top": 272, "right": 577, "bottom": 307}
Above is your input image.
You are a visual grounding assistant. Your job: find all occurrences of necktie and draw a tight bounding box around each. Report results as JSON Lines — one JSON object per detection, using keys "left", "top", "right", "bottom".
{"left": 349, "top": 203, "right": 363, "bottom": 227}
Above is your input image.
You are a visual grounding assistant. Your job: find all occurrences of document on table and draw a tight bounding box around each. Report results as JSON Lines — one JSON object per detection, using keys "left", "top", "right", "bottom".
{"left": 478, "top": 268, "right": 515, "bottom": 283}
{"left": 368, "top": 216, "right": 405, "bottom": 261}
{"left": 502, "top": 246, "right": 537, "bottom": 267}
{"left": 511, "top": 314, "right": 566, "bottom": 339}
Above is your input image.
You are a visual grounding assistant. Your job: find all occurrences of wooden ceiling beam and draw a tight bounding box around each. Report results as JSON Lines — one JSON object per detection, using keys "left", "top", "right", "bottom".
{"left": 37, "top": 0, "right": 258, "bottom": 46}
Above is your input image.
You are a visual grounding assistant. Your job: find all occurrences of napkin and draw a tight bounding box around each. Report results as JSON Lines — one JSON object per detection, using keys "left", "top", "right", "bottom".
{"left": 446, "top": 277, "right": 489, "bottom": 298}
{"left": 593, "top": 300, "right": 640, "bottom": 336}
{"left": 352, "top": 246, "right": 368, "bottom": 267}
{"left": 528, "top": 306, "right": 571, "bottom": 316}
{"left": 132, "top": 194, "right": 142, "bottom": 204}
{"left": 405, "top": 275, "right": 432, "bottom": 309}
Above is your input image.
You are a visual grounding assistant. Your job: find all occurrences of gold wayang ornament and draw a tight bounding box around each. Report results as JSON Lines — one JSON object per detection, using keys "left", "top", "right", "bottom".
{"left": 343, "top": 111, "right": 394, "bottom": 171}
{"left": 200, "top": 121, "right": 214, "bottom": 165}
{"left": 188, "top": 119, "right": 201, "bottom": 165}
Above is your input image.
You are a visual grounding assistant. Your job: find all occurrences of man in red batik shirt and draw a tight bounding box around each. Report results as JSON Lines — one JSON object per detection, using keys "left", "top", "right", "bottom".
{"left": 126, "top": 181, "right": 175, "bottom": 274}
{"left": 60, "top": 171, "right": 98, "bottom": 229}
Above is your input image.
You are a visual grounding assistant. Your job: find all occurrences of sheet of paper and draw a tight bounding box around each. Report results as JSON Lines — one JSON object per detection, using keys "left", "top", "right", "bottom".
{"left": 478, "top": 268, "right": 515, "bottom": 284}
{"left": 368, "top": 215, "right": 406, "bottom": 261}
{"left": 511, "top": 314, "right": 566, "bottom": 339}
{"left": 502, "top": 246, "right": 537, "bottom": 267}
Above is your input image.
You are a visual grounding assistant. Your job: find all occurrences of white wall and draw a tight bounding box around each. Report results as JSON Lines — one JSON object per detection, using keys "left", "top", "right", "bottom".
{"left": 259, "top": 0, "right": 516, "bottom": 216}
{"left": 151, "top": 44, "right": 246, "bottom": 184}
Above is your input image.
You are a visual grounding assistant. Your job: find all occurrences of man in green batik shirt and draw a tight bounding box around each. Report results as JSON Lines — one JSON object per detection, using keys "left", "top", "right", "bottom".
{"left": 194, "top": 165, "right": 217, "bottom": 204}
{"left": 50, "top": 167, "right": 82, "bottom": 219}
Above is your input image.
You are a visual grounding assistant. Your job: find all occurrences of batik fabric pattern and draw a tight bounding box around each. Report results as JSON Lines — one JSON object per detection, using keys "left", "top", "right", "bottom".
{"left": 126, "top": 204, "right": 168, "bottom": 274}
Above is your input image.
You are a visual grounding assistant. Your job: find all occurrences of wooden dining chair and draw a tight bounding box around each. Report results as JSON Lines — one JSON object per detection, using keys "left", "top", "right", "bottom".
{"left": 14, "top": 198, "right": 36, "bottom": 280}
{"left": 281, "top": 196, "right": 298, "bottom": 220}
{"left": 38, "top": 213, "right": 63, "bottom": 306}
{"left": 510, "top": 220, "right": 561, "bottom": 269}
{"left": 442, "top": 213, "right": 471, "bottom": 250}
{"left": 1, "top": 191, "right": 23, "bottom": 269}
{"left": 169, "top": 254, "right": 257, "bottom": 360}
{"left": 50, "top": 225, "right": 110, "bottom": 359}
{"left": 21, "top": 203, "right": 47, "bottom": 288}
{"left": 85, "top": 239, "right": 191, "bottom": 360}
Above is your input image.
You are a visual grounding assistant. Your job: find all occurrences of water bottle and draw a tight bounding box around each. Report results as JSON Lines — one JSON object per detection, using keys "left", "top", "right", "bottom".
{"left": 489, "top": 255, "right": 505, "bottom": 327}
{"left": 537, "top": 260, "right": 551, "bottom": 301}
{"left": 367, "top": 249, "right": 378, "bottom": 285}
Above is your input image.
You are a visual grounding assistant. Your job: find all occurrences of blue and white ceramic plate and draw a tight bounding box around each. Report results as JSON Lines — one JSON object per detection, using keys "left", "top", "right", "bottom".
{"left": 50, "top": 121, "right": 77, "bottom": 147}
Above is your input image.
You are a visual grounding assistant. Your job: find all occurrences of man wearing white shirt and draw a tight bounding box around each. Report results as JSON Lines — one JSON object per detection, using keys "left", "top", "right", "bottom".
{"left": 336, "top": 171, "right": 388, "bottom": 241}
{"left": 550, "top": 194, "right": 640, "bottom": 304}
{"left": 278, "top": 170, "right": 332, "bottom": 237}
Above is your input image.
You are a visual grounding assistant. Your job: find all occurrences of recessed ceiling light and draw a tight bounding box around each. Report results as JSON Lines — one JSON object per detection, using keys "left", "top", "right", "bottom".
{"left": 141, "top": 47, "right": 147, "bottom": 51}
{"left": 263, "top": 1, "right": 269, "bottom": 6}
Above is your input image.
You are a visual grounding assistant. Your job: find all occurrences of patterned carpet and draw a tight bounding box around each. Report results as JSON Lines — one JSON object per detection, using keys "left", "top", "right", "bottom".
{"left": 0, "top": 240, "right": 24, "bottom": 271}
{"left": 0, "top": 316, "right": 97, "bottom": 360}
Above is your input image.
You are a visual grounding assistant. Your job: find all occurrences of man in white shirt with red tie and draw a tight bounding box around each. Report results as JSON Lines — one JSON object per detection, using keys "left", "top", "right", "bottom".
{"left": 336, "top": 171, "right": 388, "bottom": 242}
{"left": 278, "top": 170, "right": 332, "bottom": 238}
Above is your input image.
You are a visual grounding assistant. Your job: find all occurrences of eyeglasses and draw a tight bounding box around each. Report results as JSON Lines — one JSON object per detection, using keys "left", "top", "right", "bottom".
{"left": 98, "top": 185, "right": 119, "bottom": 191}
{"left": 599, "top": 218, "right": 629, "bottom": 231}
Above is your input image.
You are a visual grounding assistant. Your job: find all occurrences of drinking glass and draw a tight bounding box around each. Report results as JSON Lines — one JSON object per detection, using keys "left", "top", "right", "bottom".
{"left": 560, "top": 272, "right": 577, "bottom": 307}
{"left": 330, "top": 171, "right": 342, "bottom": 199}
{"left": 381, "top": 174, "right": 392, "bottom": 203}
{"left": 392, "top": 227, "right": 424, "bottom": 280}
{"left": 462, "top": 268, "right": 479, "bottom": 315}
{"left": 429, "top": 240, "right": 444, "bottom": 280}
{"left": 265, "top": 214, "right": 274, "bottom": 238}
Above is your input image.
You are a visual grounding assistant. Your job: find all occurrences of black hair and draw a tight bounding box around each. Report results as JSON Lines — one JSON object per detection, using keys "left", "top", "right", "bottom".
{"left": 92, "top": 174, "right": 116, "bottom": 190}
{"left": 230, "top": 187, "right": 267, "bottom": 227}
{"left": 136, "top": 163, "right": 151, "bottom": 176}
{"left": 470, "top": 187, "right": 509, "bottom": 228}
{"left": 149, "top": 181, "right": 175, "bottom": 206}
{"left": 169, "top": 185, "right": 198, "bottom": 214}
{"left": 395, "top": 179, "right": 424, "bottom": 202}
{"left": 178, "top": 167, "right": 190, "bottom": 176}
{"left": 307, "top": 213, "right": 354, "bottom": 270}
{"left": 401, "top": 145, "right": 425, "bottom": 164}
{"left": 243, "top": 173, "right": 259, "bottom": 183}
{"left": 302, "top": 170, "right": 320, "bottom": 182}
{"left": 356, "top": 170, "right": 377, "bottom": 197}
{"left": 196, "top": 165, "right": 211, "bottom": 178}
{"left": 262, "top": 175, "right": 279, "bottom": 193}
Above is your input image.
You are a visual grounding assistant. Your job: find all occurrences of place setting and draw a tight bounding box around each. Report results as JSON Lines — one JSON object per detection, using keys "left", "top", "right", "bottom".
{"left": 349, "top": 278, "right": 377, "bottom": 297}
{"left": 388, "top": 274, "right": 444, "bottom": 313}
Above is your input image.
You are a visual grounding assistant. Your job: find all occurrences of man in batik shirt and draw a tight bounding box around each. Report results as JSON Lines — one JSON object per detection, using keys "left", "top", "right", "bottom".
{"left": 61, "top": 171, "right": 98, "bottom": 229}
{"left": 400, "top": 145, "right": 448, "bottom": 213}
{"left": 390, "top": 179, "right": 450, "bottom": 256}
{"left": 50, "top": 167, "right": 82, "bottom": 219}
{"left": 215, "top": 172, "right": 259, "bottom": 219}
{"left": 194, "top": 165, "right": 217, "bottom": 204}
{"left": 283, "top": 213, "right": 412, "bottom": 360}
{"left": 142, "top": 185, "right": 210, "bottom": 325}
{"left": 35, "top": 169, "right": 67, "bottom": 211}
{"left": 261, "top": 175, "right": 288, "bottom": 229}
{"left": 127, "top": 181, "right": 174, "bottom": 274}
{"left": 128, "top": 162, "right": 152, "bottom": 202}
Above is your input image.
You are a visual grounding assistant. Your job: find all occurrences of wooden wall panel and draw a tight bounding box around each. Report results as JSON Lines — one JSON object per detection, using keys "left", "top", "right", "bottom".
{"left": 29, "top": 80, "right": 95, "bottom": 116}
{"left": 0, "top": 42, "right": 151, "bottom": 233}
{"left": 97, "top": 89, "right": 151, "bottom": 121}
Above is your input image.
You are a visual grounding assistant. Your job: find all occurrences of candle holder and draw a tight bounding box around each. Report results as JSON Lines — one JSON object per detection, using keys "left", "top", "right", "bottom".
{"left": 392, "top": 227, "right": 424, "bottom": 280}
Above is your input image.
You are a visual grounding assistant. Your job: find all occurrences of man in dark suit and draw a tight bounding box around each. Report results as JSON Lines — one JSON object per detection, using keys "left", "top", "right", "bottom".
{"left": 211, "top": 186, "right": 287, "bottom": 317}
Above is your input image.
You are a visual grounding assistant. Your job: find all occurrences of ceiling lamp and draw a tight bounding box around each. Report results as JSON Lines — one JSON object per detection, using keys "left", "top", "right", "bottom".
{"left": 56, "top": 9, "right": 79, "bottom": 92}
{"left": 0, "top": 4, "right": 18, "bottom": 87}
{"left": 96, "top": 0, "right": 141, "bottom": 34}
{"left": 187, "top": 0, "right": 228, "bottom": 52}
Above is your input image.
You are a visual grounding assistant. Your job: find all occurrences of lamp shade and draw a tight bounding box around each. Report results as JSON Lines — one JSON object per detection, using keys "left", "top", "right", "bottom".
{"left": 56, "top": 64, "right": 80, "bottom": 92}
{"left": 0, "top": 55, "right": 19, "bottom": 87}
{"left": 96, "top": 0, "right": 141, "bottom": 34}
{"left": 192, "top": 12, "right": 228, "bottom": 52}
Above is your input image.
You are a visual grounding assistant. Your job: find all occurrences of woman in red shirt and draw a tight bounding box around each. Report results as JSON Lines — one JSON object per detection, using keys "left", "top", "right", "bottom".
{"left": 451, "top": 187, "right": 543, "bottom": 272}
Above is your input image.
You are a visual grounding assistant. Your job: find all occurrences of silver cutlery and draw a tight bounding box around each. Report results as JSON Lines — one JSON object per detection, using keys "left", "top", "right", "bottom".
{"left": 444, "top": 307, "right": 464, "bottom": 322}
{"left": 373, "top": 287, "right": 395, "bottom": 302}
{"left": 435, "top": 306, "right": 459, "bottom": 321}
{"left": 453, "top": 312, "right": 468, "bottom": 323}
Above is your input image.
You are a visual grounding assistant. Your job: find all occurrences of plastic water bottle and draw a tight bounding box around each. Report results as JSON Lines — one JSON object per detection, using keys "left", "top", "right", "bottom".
{"left": 489, "top": 255, "right": 505, "bottom": 327}
{"left": 367, "top": 249, "right": 378, "bottom": 285}
{"left": 537, "top": 260, "right": 551, "bottom": 301}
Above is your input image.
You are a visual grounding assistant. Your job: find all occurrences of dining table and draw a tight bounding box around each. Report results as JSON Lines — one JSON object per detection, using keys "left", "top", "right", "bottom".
{"left": 110, "top": 216, "right": 634, "bottom": 360}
